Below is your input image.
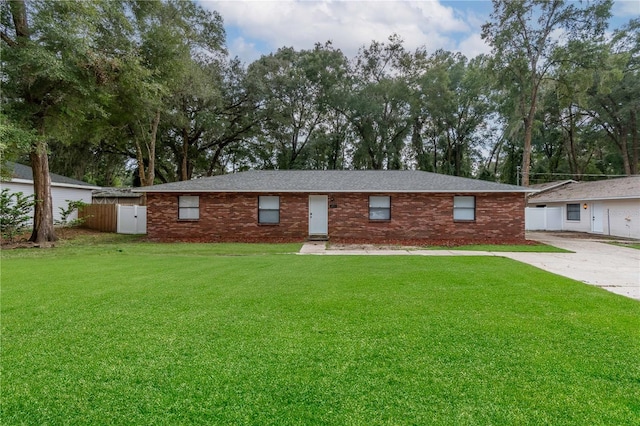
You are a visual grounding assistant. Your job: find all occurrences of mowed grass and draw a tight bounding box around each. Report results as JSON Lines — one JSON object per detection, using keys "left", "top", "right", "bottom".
{"left": 2, "top": 244, "right": 639, "bottom": 425}
{"left": 610, "top": 242, "right": 640, "bottom": 250}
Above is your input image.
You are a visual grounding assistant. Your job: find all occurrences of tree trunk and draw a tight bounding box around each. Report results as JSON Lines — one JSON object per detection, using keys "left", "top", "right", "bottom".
{"left": 619, "top": 131, "right": 631, "bottom": 176}
{"left": 147, "top": 109, "right": 159, "bottom": 184}
{"left": 521, "top": 93, "right": 538, "bottom": 187}
{"left": 630, "top": 109, "right": 638, "bottom": 175}
{"left": 28, "top": 140, "right": 57, "bottom": 243}
{"left": 9, "top": 1, "right": 56, "bottom": 244}
{"left": 10, "top": 0, "right": 29, "bottom": 39}
{"left": 180, "top": 126, "right": 189, "bottom": 181}
{"left": 135, "top": 110, "right": 160, "bottom": 187}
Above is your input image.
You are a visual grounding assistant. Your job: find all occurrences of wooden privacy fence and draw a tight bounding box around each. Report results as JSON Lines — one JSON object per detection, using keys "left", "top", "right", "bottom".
{"left": 79, "top": 204, "right": 117, "bottom": 232}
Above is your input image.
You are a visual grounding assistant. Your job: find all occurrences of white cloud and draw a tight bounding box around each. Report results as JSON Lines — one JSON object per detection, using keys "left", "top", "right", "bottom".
{"left": 228, "top": 36, "right": 262, "bottom": 64}
{"left": 612, "top": 0, "right": 640, "bottom": 17}
{"left": 203, "top": 0, "right": 478, "bottom": 61}
{"left": 457, "top": 33, "right": 491, "bottom": 59}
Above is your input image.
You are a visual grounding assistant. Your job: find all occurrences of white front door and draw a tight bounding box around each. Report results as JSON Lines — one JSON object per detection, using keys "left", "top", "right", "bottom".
{"left": 591, "top": 203, "right": 604, "bottom": 233}
{"left": 308, "top": 195, "right": 328, "bottom": 235}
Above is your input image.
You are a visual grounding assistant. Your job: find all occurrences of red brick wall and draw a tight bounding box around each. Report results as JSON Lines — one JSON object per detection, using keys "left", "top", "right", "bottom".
{"left": 146, "top": 192, "right": 526, "bottom": 243}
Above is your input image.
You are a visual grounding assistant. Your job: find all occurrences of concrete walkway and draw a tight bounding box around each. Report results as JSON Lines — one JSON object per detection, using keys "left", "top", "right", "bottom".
{"left": 298, "top": 233, "right": 640, "bottom": 301}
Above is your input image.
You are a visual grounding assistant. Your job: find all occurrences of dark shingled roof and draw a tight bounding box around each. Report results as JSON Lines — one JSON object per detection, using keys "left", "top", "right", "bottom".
{"left": 135, "top": 170, "right": 533, "bottom": 193}
{"left": 5, "top": 161, "right": 99, "bottom": 188}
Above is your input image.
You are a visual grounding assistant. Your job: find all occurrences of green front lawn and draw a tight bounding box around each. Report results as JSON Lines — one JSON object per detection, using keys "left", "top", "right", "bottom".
{"left": 2, "top": 244, "right": 638, "bottom": 425}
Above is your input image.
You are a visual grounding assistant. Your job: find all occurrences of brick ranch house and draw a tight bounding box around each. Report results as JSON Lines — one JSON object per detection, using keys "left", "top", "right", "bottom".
{"left": 135, "top": 170, "right": 534, "bottom": 244}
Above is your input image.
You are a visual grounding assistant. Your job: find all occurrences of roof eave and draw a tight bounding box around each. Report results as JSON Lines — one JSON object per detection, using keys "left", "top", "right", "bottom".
{"left": 7, "top": 178, "right": 100, "bottom": 190}
{"left": 134, "top": 188, "right": 534, "bottom": 194}
{"left": 528, "top": 195, "right": 640, "bottom": 203}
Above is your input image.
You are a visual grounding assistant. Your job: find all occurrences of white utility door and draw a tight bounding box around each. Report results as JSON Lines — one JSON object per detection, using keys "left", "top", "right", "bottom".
{"left": 308, "top": 195, "right": 328, "bottom": 235}
{"left": 591, "top": 203, "right": 603, "bottom": 233}
{"left": 117, "top": 205, "right": 147, "bottom": 234}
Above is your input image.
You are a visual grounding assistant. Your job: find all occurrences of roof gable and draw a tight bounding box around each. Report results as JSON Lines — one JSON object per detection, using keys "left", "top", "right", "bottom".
{"left": 528, "top": 180, "right": 576, "bottom": 193}
{"left": 135, "top": 170, "right": 533, "bottom": 193}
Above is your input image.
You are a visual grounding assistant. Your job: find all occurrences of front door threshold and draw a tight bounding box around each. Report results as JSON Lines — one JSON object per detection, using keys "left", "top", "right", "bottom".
{"left": 308, "top": 234, "right": 329, "bottom": 241}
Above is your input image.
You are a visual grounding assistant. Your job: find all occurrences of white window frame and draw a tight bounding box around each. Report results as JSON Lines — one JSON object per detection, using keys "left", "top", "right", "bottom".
{"left": 453, "top": 196, "right": 475, "bottom": 221}
{"left": 258, "top": 196, "right": 280, "bottom": 224}
{"left": 178, "top": 195, "right": 199, "bottom": 220}
{"left": 566, "top": 203, "right": 580, "bottom": 221}
{"left": 369, "top": 196, "right": 391, "bottom": 221}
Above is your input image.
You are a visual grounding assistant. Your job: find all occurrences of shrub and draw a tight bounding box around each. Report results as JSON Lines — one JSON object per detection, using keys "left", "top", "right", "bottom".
{"left": 0, "top": 188, "right": 34, "bottom": 242}
{"left": 55, "top": 200, "right": 88, "bottom": 227}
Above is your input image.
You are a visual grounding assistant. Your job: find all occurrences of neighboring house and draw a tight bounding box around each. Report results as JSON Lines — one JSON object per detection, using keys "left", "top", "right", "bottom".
{"left": 0, "top": 162, "right": 101, "bottom": 223}
{"left": 92, "top": 188, "right": 144, "bottom": 205}
{"left": 135, "top": 170, "right": 533, "bottom": 243}
{"left": 526, "top": 176, "right": 640, "bottom": 239}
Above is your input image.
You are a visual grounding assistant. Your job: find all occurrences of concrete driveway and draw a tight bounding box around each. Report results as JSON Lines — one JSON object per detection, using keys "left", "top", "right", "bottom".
{"left": 300, "top": 232, "right": 640, "bottom": 301}
{"left": 505, "top": 232, "right": 640, "bottom": 301}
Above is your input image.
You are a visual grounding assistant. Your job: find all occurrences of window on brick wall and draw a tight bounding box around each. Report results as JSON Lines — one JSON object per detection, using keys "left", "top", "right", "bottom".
{"left": 258, "top": 196, "right": 280, "bottom": 224}
{"left": 453, "top": 196, "right": 475, "bottom": 221}
{"left": 566, "top": 203, "right": 580, "bottom": 221}
{"left": 369, "top": 196, "right": 391, "bottom": 220}
{"left": 178, "top": 195, "right": 199, "bottom": 220}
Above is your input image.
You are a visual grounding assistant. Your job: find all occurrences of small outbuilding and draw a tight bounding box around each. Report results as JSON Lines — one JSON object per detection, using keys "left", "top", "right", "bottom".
{"left": 135, "top": 170, "right": 532, "bottom": 244}
{"left": 92, "top": 187, "right": 145, "bottom": 205}
{"left": 526, "top": 176, "right": 640, "bottom": 239}
{"left": 1, "top": 161, "right": 100, "bottom": 223}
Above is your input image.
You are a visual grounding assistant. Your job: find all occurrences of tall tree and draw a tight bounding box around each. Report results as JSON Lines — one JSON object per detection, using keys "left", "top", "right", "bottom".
{"left": 482, "top": 0, "right": 611, "bottom": 185}
{"left": 104, "top": 0, "right": 225, "bottom": 186}
{"left": 247, "top": 43, "right": 347, "bottom": 169}
{"left": 411, "top": 51, "right": 492, "bottom": 176}
{"left": 342, "top": 35, "right": 413, "bottom": 170}
{"left": 162, "top": 57, "right": 265, "bottom": 180}
{"left": 1, "top": 0, "right": 109, "bottom": 242}
{"left": 583, "top": 19, "right": 640, "bottom": 175}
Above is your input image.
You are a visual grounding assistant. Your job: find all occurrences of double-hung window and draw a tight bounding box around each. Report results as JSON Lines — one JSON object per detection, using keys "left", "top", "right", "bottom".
{"left": 566, "top": 203, "right": 580, "bottom": 221}
{"left": 178, "top": 195, "right": 199, "bottom": 220}
{"left": 453, "top": 196, "right": 475, "bottom": 221}
{"left": 258, "top": 196, "right": 280, "bottom": 224}
{"left": 369, "top": 196, "right": 391, "bottom": 220}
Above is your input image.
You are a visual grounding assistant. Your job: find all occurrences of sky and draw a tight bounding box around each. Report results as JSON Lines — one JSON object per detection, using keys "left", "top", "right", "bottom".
{"left": 200, "top": 0, "right": 640, "bottom": 64}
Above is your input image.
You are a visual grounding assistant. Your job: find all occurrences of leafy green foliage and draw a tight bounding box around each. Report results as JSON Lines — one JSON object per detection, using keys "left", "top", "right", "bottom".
{"left": 2, "top": 250, "right": 639, "bottom": 424}
{"left": 54, "top": 199, "right": 88, "bottom": 227}
{"left": 1, "top": 0, "right": 635, "bottom": 187}
{"left": 0, "top": 189, "right": 34, "bottom": 241}
{"left": 246, "top": 43, "right": 349, "bottom": 170}
{"left": 482, "top": 0, "right": 612, "bottom": 185}
{"left": 0, "top": 114, "right": 36, "bottom": 179}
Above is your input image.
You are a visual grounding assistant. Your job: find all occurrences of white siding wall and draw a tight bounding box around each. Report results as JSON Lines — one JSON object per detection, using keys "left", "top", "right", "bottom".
{"left": 561, "top": 203, "right": 591, "bottom": 233}
{"left": 533, "top": 199, "right": 640, "bottom": 239}
{"left": 604, "top": 199, "right": 640, "bottom": 239}
{"left": 1, "top": 181, "right": 94, "bottom": 223}
{"left": 51, "top": 186, "right": 94, "bottom": 222}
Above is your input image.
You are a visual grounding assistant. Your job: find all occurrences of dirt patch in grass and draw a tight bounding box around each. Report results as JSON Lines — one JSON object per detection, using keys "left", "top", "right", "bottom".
{"left": 536, "top": 231, "right": 639, "bottom": 242}
{"left": 328, "top": 238, "right": 541, "bottom": 251}
{"left": 1, "top": 228, "right": 122, "bottom": 250}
